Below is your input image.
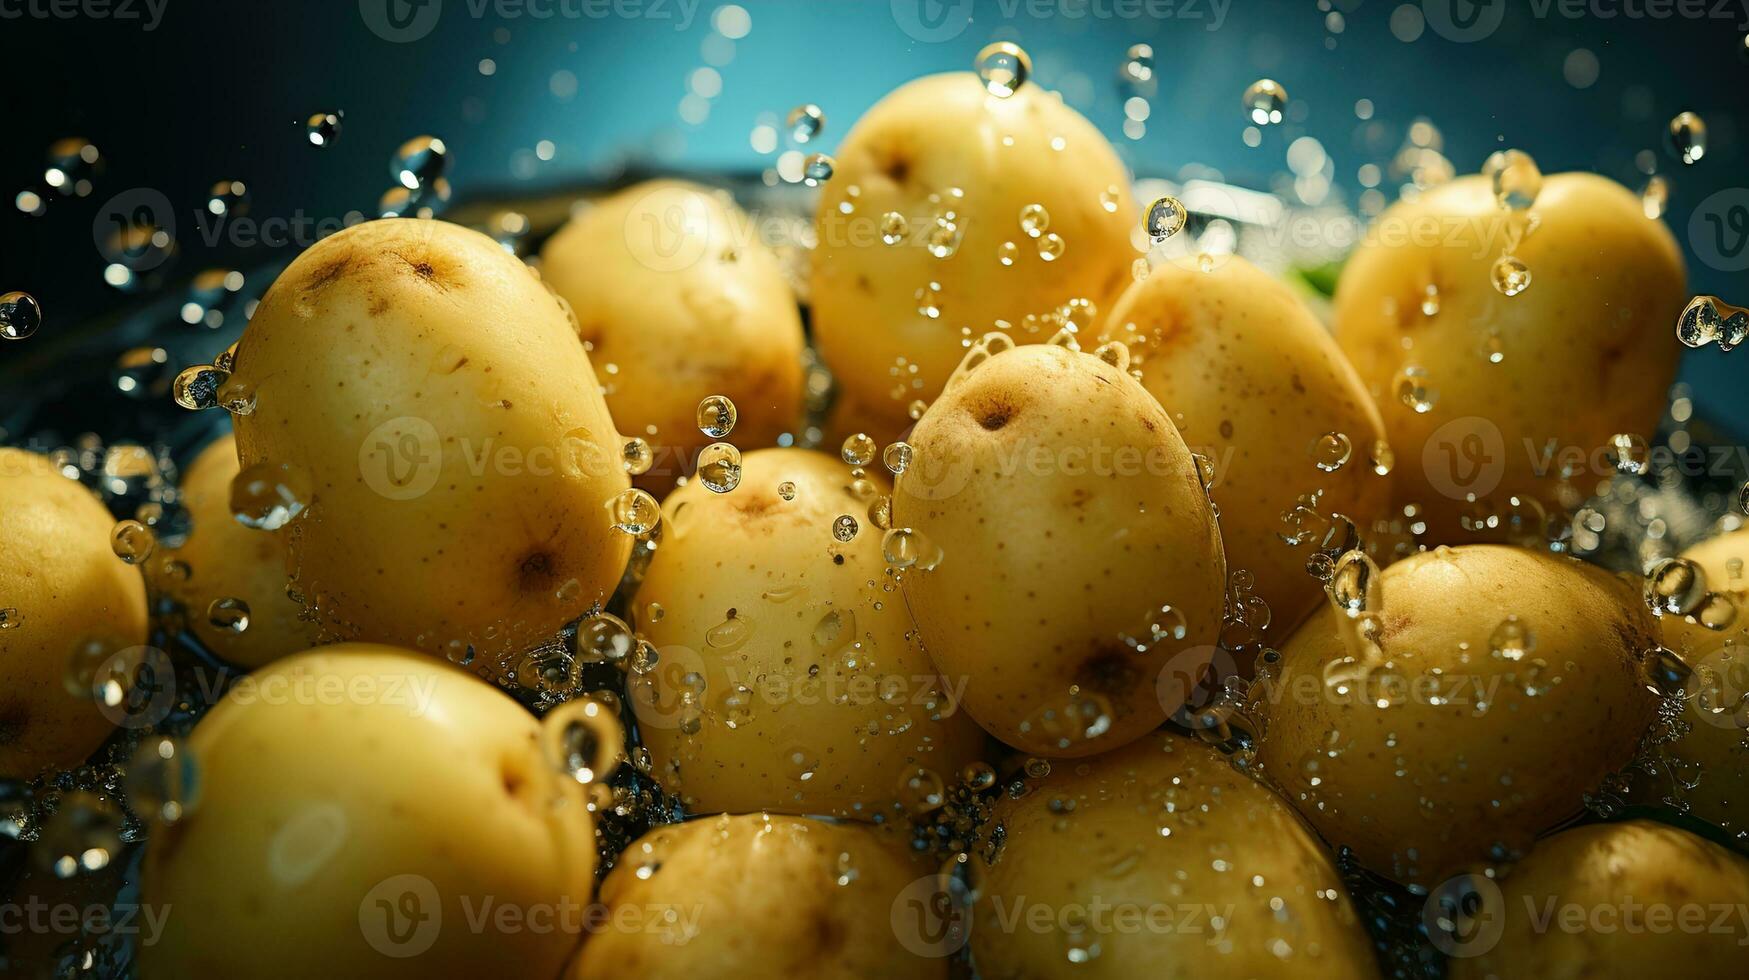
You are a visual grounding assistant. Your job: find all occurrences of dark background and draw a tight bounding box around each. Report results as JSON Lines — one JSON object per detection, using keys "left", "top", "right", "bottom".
{"left": 1, "top": 0, "right": 1744, "bottom": 416}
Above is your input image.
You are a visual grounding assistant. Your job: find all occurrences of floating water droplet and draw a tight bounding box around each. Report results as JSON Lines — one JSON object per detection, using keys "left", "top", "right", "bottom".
{"left": 802, "top": 153, "right": 835, "bottom": 186}
{"left": 1119, "top": 604, "right": 1189, "bottom": 653}
{"left": 37, "top": 791, "right": 120, "bottom": 879}
{"left": 578, "top": 612, "right": 636, "bottom": 663}
{"left": 915, "top": 281, "right": 942, "bottom": 318}
{"left": 1121, "top": 43, "right": 1154, "bottom": 89}
{"left": 1036, "top": 233, "right": 1066, "bottom": 262}
{"left": 1393, "top": 366, "right": 1438, "bottom": 413}
{"left": 1420, "top": 284, "right": 1441, "bottom": 317}
{"left": 124, "top": 735, "right": 200, "bottom": 825}
{"left": 0, "top": 608, "right": 20, "bottom": 630}
{"left": 1018, "top": 203, "right": 1050, "bottom": 238}
{"left": 1368, "top": 440, "right": 1395, "bottom": 477}
{"left": 697, "top": 443, "right": 742, "bottom": 493}
{"left": 1327, "top": 550, "right": 1381, "bottom": 618}
{"left": 207, "top": 597, "right": 251, "bottom": 633}
{"left": 833, "top": 515, "right": 859, "bottom": 542}
{"left": 1144, "top": 196, "right": 1186, "bottom": 243}
{"left": 391, "top": 136, "right": 450, "bottom": 190}
{"left": 43, "top": 137, "right": 101, "bottom": 197}
{"left": 1483, "top": 149, "right": 1542, "bottom": 211}
{"left": 1639, "top": 646, "right": 1692, "bottom": 697}
{"left": 696, "top": 394, "right": 738, "bottom": 438}
{"left": 622, "top": 438, "right": 653, "bottom": 476}
{"left": 896, "top": 766, "right": 947, "bottom": 813}
{"left": 1645, "top": 557, "right": 1707, "bottom": 617}
{"left": 1640, "top": 175, "right": 1670, "bottom": 219}
{"left": 230, "top": 460, "right": 312, "bottom": 530}
{"left": 1093, "top": 341, "right": 1130, "bottom": 372}
{"left": 1490, "top": 616, "right": 1534, "bottom": 661}
{"left": 607, "top": 488, "right": 661, "bottom": 535}
{"left": 783, "top": 746, "right": 821, "bottom": 782}
{"left": 1311, "top": 432, "right": 1353, "bottom": 472}
{"left": 975, "top": 42, "right": 1031, "bottom": 98}
{"left": 206, "top": 179, "right": 250, "bottom": 218}
{"left": 541, "top": 698, "right": 622, "bottom": 784}
{"left": 777, "top": 480, "right": 797, "bottom": 501}
{"left": 1607, "top": 433, "right": 1650, "bottom": 476}
{"left": 997, "top": 240, "right": 1019, "bottom": 266}
{"left": 841, "top": 433, "right": 877, "bottom": 467}
{"left": 305, "top": 111, "right": 343, "bottom": 148}
{"left": 786, "top": 103, "right": 825, "bottom": 145}
{"left": 172, "top": 365, "right": 227, "bottom": 410}
{"left": 1491, "top": 255, "right": 1531, "bottom": 297}
{"left": 879, "top": 211, "right": 908, "bottom": 245}
{"left": 110, "top": 520, "right": 155, "bottom": 565}
{"left": 0, "top": 291, "right": 43, "bottom": 340}
{"left": 882, "top": 442, "right": 913, "bottom": 475}
{"left": 1668, "top": 111, "right": 1707, "bottom": 165}
{"left": 1676, "top": 295, "right": 1749, "bottom": 351}
{"left": 1242, "top": 79, "right": 1288, "bottom": 126}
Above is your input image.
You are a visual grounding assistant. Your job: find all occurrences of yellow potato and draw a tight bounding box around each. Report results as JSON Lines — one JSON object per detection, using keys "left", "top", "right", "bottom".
{"left": 1098, "top": 254, "right": 1392, "bottom": 634}
{"left": 155, "top": 433, "right": 319, "bottom": 669}
{"left": 571, "top": 813, "right": 947, "bottom": 980}
{"left": 893, "top": 343, "right": 1226, "bottom": 757}
{"left": 1257, "top": 545, "right": 1660, "bottom": 888}
{"left": 139, "top": 645, "right": 597, "bottom": 980}
{"left": 541, "top": 180, "right": 807, "bottom": 491}
{"left": 1443, "top": 820, "right": 1749, "bottom": 977}
{"left": 1335, "top": 172, "right": 1685, "bottom": 543}
{"left": 812, "top": 72, "right": 1139, "bottom": 429}
{"left": 0, "top": 449, "right": 147, "bottom": 777}
{"left": 630, "top": 448, "right": 988, "bottom": 820}
{"left": 230, "top": 218, "right": 631, "bottom": 672}
{"left": 969, "top": 732, "right": 1377, "bottom": 979}
{"left": 1631, "top": 525, "right": 1749, "bottom": 836}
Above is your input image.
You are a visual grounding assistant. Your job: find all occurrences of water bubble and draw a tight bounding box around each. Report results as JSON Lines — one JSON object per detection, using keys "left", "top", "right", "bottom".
{"left": 1489, "top": 616, "right": 1535, "bottom": 661}
{"left": 867, "top": 494, "right": 894, "bottom": 530}
{"left": 1676, "top": 295, "right": 1749, "bottom": 351}
{"left": 230, "top": 460, "right": 312, "bottom": 530}
{"left": 777, "top": 481, "right": 797, "bottom": 501}
{"left": 1368, "top": 441, "right": 1395, "bottom": 477}
{"left": 305, "top": 111, "right": 343, "bottom": 148}
{"left": 1242, "top": 79, "right": 1288, "bottom": 126}
{"left": 1093, "top": 340, "right": 1130, "bottom": 371}
{"left": 880, "top": 211, "right": 909, "bottom": 245}
{"left": 1668, "top": 111, "right": 1706, "bottom": 164}
{"left": 975, "top": 42, "right": 1031, "bottom": 98}
{"left": 541, "top": 698, "right": 623, "bottom": 784}
{"left": 207, "top": 597, "right": 251, "bottom": 633}
{"left": 622, "top": 438, "right": 653, "bottom": 476}
{"left": 1121, "top": 43, "right": 1154, "bottom": 89}
{"left": 43, "top": 137, "right": 101, "bottom": 197}
{"left": 37, "top": 791, "right": 120, "bottom": 878}
{"left": 124, "top": 735, "right": 200, "bottom": 824}
{"left": 1640, "top": 646, "right": 1692, "bottom": 697}
{"left": 697, "top": 443, "right": 743, "bottom": 494}
{"left": 783, "top": 746, "right": 821, "bottom": 782}
{"left": 1036, "top": 233, "right": 1066, "bottom": 262}
{"left": 1490, "top": 255, "right": 1531, "bottom": 297}
{"left": 1607, "top": 433, "right": 1650, "bottom": 476}
{"left": 578, "top": 613, "right": 636, "bottom": 663}
{"left": 0, "top": 291, "right": 43, "bottom": 340}
{"left": 883, "top": 527, "right": 940, "bottom": 569}
{"left": 206, "top": 180, "right": 250, "bottom": 218}
{"left": 841, "top": 433, "right": 877, "bottom": 467}
{"left": 896, "top": 766, "right": 947, "bottom": 813}
{"left": 916, "top": 280, "right": 943, "bottom": 318}
{"left": 1311, "top": 432, "right": 1353, "bottom": 472}
{"left": 110, "top": 520, "right": 155, "bottom": 565}
{"left": 1645, "top": 557, "right": 1707, "bottom": 617}
{"left": 0, "top": 609, "right": 19, "bottom": 630}
{"left": 608, "top": 488, "right": 661, "bottom": 535}
{"left": 697, "top": 394, "right": 738, "bottom": 438}
{"left": 786, "top": 103, "right": 825, "bottom": 145}
{"left": 1144, "top": 196, "right": 1187, "bottom": 243}
{"left": 1393, "top": 366, "right": 1438, "bottom": 413}
{"left": 1018, "top": 203, "right": 1050, "bottom": 238}
{"left": 391, "top": 136, "right": 450, "bottom": 190}
{"left": 883, "top": 442, "right": 913, "bottom": 475}
{"left": 833, "top": 515, "right": 859, "bottom": 542}
{"left": 172, "top": 364, "right": 228, "bottom": 410}
{"left": 1327, "top": 550, "right": 1381, "bottom": 618}
{"left": 802, "top": 153, "right": 836, "bottom": 186}
{"left": 1118, "top": 604, "right": 1189, "bottom": 653}
{"left": 1640, "top": 175, "right": 1670, "bottom": 219}
{"left": 1483, "top": 149, "right": 1542, "bottom": 210}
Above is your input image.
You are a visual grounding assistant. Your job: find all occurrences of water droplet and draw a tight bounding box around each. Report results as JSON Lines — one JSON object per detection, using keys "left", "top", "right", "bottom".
{"left": 1121, "top": 43, "right": 1154, "bottom": 89}
{"left": 1489, "top": 616, "right": 1535, "bottom": 661}
{"left": 777, "top": 481, "right": 797, "bottom": 501}
{"left": 786, "top": 103, "right": 825, "bottom": 145}
{"left": 230, "top": 460, "right": 312, "bottom": 530}
{"left": 1393, "top": 366, "right": 1438, "bottom": 413}
{"left": 607, "top": 488, "right": 661, "bottom": 535}
{"left": 1420, "top": 284, "right": 1441, "bottom": 317}
{"left": 803, "top": 153, "right": 835, "bottom": 186}
{"left": 1668, "top": 111, "right": 1707, "bottom": 164}
{"left": 1676, "top": 295, "right": 1749, "bottom": 351}
{"left": 697, "top": 394, "right": 738, "bottom": 438}
{"left": 578, "top": 612, "right": 636, "bottom": 663}
{"left": 879, "top": 211, "right": 908, "bottom": 245}
{"left": 916, "top": 281, "right": 943, "bottom": 318}
{"left": 124, "top": 735, "right": 200, "bottom": 825}
{"left": 896, "top": 766, "right": 947, "bottom": 813}
{"left": 975, "top": 42, "right": 1032, "bottom": 98}
{"left": 206, "top": 179, "right": 250, "bottom": 218}
{"left": 37, "top": 791, "right": 120, "bottom": 878}
{"left": 1327, "top": 550, "right": 1381, "bottom": 618}
{"left": 783, "top": 746, "right": 821, "bottom": 782}
{"left": 1311, "top": 432, "right": 1353, "bottom": 472}
{"left": 110, "top": 520, "right": 155, "bottom": 565}
{"left": 622, "top": 438, "right": 653, "bottom": 476}
{"left": 841, "top": 433, "right": 877, "bottom": 467}
{"left": 1640, "top": 175, "right": 1670, "bottom": 219}
{"left": 207, "top": 597, "right": 251, "bottom": 633}
{"left": 1490, "top": 255, "right": 1532, "bottom": 297}
{"left": 997, "top": 240, "right": 1020, "bottom": 266}
{"left": 542, "top": 698, "right": 622, "bottom": 784}
{"left": 1093, "top": 341, "right": 1130, "bottom": 371}
{"left": 1645, "top": 557, "right": 1708, "bottom": 617}
{"left": 1483, "top": 149, "right": 1542, "bottom": 211}
{"left": 0, "top": 291, "right": 43, "bottom": 340}
{"left": 697, "top": 443, "right": 742, "bottom": 493}
{"left": 1368, "top": 440, "right": 1395, "bottom": 477}
{"left": 1036, "top": 233, "right": 1066, "bottom": 262}
{"left": 1242, "top": 78, "right": 1288, "bottom": 126}
{"left": 1018, "top": 203, "right": 1050, "bottom": 238}
{"left": 833, "top": 515, "right": 859, "bottom": 542}
{"left": 1119, "top": 604, "right": 1189, "bottom": 653}
{"left": 0, "top": 608, "right": 20, "bottom": 630}
{"left": 1143, "top": 196, "right": 1187, "bottom": 243}
{"left": 305, "top": 111, "right": 344, "bottom": 148}
{"left": 172, "top": 364, "right": 228, "bottom": 410}
{"left": 1607, "top": 433, "right": 1650, "bottom": 475}
{"left": 43, "top": 137, "right": 101, "bottom": 197}
{"left": 867, "top": 494, "right": 893, "bottom": 530}
{"left": 1640, "top": 646, "right": 1692, "bottom": 696}
{"left": 883, "top": 442, "right": 913, "bottom": 475}
{"left": 391, "top": 136, "right": 450, "bottom": 190}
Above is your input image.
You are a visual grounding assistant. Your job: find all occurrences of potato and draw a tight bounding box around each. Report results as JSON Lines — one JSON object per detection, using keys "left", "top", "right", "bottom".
{"left": 893, "top": 342, "right": 1226, "bottom": 757}
{"left": 1097, "top": 254, "right": 1392, "bottom": 634}
{"left": 0, "top": 449, "right": 147, "bottom": 777}
{"left": 571, "top": 813, "right": 946, "bottom": 980}
{"left": 154, "top": 433, "right": 319, "bottom": 669}
{"left": 630, "top": 448, "right": 988, "bottom": 819}
{"left": 541, "top": 181, "right": 807, "bottom": 490}
{"left": 1442, "top": 820, "right": 1749, "bottom": 977}
{"left": 1257, "top": 545, "right": 1660, "bottom": 888}
{"left": 1335, "top": 173, "right": 1685, "bottom": 543}
{"left": 969, "top": 732, "right": 1376, "bottom": 978}
{"left": 229, "top": 218, "right": 631, "bottom": 671}
{"left": 139, "top": 645, "right": 597, "bottom": 980}
{"left": 1630, "top": 526, "right": 1749, "bottom": 836}
{"left": 812, "top": 72, "right": 1139, "bottom": 429}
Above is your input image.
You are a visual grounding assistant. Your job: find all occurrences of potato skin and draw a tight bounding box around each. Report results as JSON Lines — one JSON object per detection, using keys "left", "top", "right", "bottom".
{"left": 972, "top": 732, "right": 1377, "bottom": 979}
{"left": 1257, "top": 545, "right": 1659, "bottom": 888}
{"left": 571, "top": 813, "right": 947, "bottom": 980}
{"left": 0, "top": 449, "right": 147, "bottom": 777}
{"left": 541, "top": 180, "right": 806, "bottom": 491}
{"left": 812, "top": 72, "right": 1138, "bottom": 428}
{"left": 139, "top": 645, "right": 596, "bottom": 980}
{"left": 1632, "top": 526, "right": 1749, "bottom": 836}
{"left": 156, "top": 433, "right": 319, "bottom": 669}
{"left": 1445, "top": 820, "right": 1749, "bottom": 978}
{"left": 230, "top": 218, "right": 631, "bottom": 671}
{"left": 893, "top": 344, "right": 1226, "bottom": 757}
{"left": 1334, "top": 173, "right": 1684, "bottom": 543}
{"left": 1098, "top": 255, "right": 1392, "bottom": 634}
{"left": 632, "top": 448, "right": 987, "bottom": 819}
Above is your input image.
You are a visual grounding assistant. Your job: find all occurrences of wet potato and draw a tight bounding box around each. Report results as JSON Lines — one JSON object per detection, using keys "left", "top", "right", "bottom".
{"left": 541, "top": 180, "right": 807, "bottom": 492}
{"left": 1257, "top": 544, "right": 1660, "bottom": 889}
{"left": 0, "top": 448, "right": 148, "bottom": 778}
{"left": 893, "top": 342, "right": 1227, "bottom": 758}
{"left": 630, "top": 447, "right": 988, "bottom": 820}
{"left": 229, "top": 218, "right": 631, "bottom": 671}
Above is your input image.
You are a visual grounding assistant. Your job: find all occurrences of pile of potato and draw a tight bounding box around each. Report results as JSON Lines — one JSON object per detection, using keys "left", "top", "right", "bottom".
{"left": 2, "top": 67, "right": 1746, "bottom": 980}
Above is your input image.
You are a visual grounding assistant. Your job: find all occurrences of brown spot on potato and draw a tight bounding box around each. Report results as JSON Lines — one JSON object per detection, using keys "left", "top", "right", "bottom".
{"left": 0, "top": 699, "right": 26, "bottom": 745}
{"left": 302, "top": 255, "right": 352, "bottom": 293}
{"left": 517, "top": 550, "right": 558, "bottom": 592}
{"left": 975, "top": 395, "right": 1019, "bottom": 431}
{"left": 1076, "top": 644, "right": 1141, "bottom": 696}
